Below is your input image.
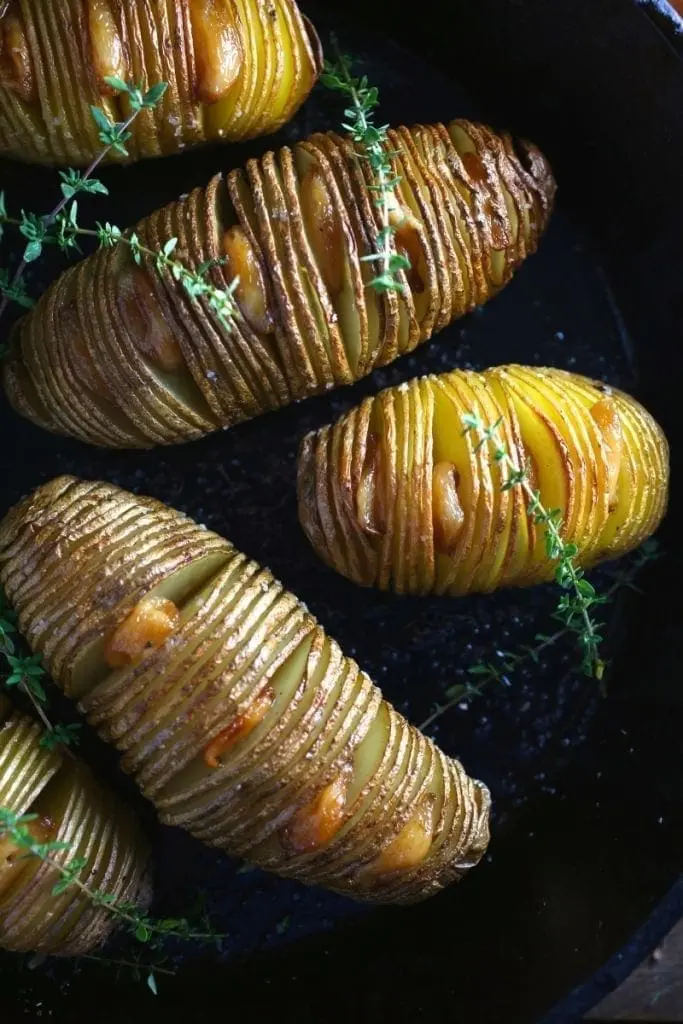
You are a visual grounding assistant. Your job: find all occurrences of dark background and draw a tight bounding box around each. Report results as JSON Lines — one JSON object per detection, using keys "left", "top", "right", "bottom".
{"left": 1, "top": 1, "right": 682, "bottom": 1020}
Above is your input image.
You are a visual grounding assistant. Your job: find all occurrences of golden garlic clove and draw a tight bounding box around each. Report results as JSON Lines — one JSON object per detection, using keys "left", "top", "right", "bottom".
{"left": 388, "top": 204, "right": 425, "bottom": 294}
{"left": 300, "top": 164, "right": 345, "bottom": 298}
{"left": 591, "top": 396, "right": 623, "bottom": 510}
{"left": 222, "top": 225, "right": 274, "bottom": 335}
{"left": 117, "top": 266, "right": 185, "bottom": 373}
{"left": 203, "top": 686, "right": 274, "bottom": 768}
{"left": 190, "top": 0, "right": 243, "bottom": 105}
{"left": 356, "top": 434, "right": 388, "bottom": 536}
{"left": 0, "top": 3, "right": 35, "bottom": 104}
{"left": 371, "top": 809, "right": 433, "bottom": 876}
{"left": 280, "top": 773, "right": 347, "bottom": 854}
{"left": 86, "top": 0, "right": 127, "bottom": 92}
{"left": 104, "top": 596, "right": 181, "bottom": 668}
{"left": 432, "top": 461, "right": 465, "bottom": 555}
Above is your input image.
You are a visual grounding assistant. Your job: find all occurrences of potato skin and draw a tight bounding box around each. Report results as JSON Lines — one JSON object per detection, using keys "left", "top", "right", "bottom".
{"left": 3, "top": 118, "right": 555, "bottom": 449}
{"left": 0, "top": 477, "right": 491, "bottom": 905}
{"left": 297, "top": 365, "right": 669, "bottom": 595}
{"left": 0, "top": 0, "right": 322, "bottom": 166}
{"left": 0, "top": 696, "right": 151, "bottom": 955}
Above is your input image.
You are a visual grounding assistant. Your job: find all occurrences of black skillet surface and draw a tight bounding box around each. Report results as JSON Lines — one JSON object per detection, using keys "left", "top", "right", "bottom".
{"left": 1, "top": 1, "right": 682, "bottom": 1021}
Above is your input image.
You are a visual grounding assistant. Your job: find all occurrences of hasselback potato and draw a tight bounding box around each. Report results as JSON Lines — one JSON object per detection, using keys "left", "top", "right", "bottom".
{"left": 0, "top": 694, "right": 151, "bottom": 954}
{"left": 4, "top": 118, "right": 556, "bottom": 449}
{"left": 297, "top": 365, "right": 669, "bottom": 595}
{"left": 0, "top": 0, "right": 322, "bottom": 165}
{"left": 0, "top": 477, "right": 490, "bottom": 904}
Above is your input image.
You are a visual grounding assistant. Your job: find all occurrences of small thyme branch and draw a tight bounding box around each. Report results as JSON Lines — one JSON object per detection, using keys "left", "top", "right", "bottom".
{"left": 0, "top": 79, "right": 166, "bottom": 322}
{"left": 420, "top": 537, "right": 659, "bottom": 732}
{"left": 321, "top": 42, "right": 410, "bottom": 294}
{"left": 462, "top": 410, "right": 608, "bottom": 679}
{"left": 0, "top": 808, "right": 227, "bottom": 968}
{"left": 0, "top": 79, "right": 238, "bottom": 331}
{"left": 0, "top": 590, "right": 79, "bottom": 750}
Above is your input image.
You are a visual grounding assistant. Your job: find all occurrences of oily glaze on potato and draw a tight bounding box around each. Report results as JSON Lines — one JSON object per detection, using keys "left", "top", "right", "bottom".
{"left": 0, "top": 0, "right": 322, "bottom": 165}
{"left": 0, "top": 478, "right": 491, "bottom": 904}
{"left": 0, "top": 695, "right": 151, "bottom": 954}
{"left": 297, "top": 365, "right": 669, "bottom": 595}
{"left": 4, "top": 118, "right": 556, "bottom": 448}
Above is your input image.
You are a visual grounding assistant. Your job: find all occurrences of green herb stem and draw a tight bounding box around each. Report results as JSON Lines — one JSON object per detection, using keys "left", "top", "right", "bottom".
{"left": 321, "top": 43, "right": 410, "bottom": 294}
{"left": 462, "top": 411, "right": 607, "bottom": 679}
{"left": 0, "top": 808, "right": 226, "bottom": 950}
{"left": 0, "top": 100, "right": 143, "bottom": 322}
{"left": 420, "top": 539, "right": 659, "bottom": 732}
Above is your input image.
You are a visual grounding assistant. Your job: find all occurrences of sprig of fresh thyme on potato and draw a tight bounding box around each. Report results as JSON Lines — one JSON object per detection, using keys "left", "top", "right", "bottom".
{"left": 321, "top": 43, "right": 411, "bottom": 294}
{"left": 0, "top": 78, "right": 238, "bottom": 330}
{"left": 0, "top": 806, "right": 226, "bottom": 995}
{"left": 0, "top": 589, "right": 79, "bottom": 751}
{"left": 462, "top": 410, "right": 607, "bottom": 679}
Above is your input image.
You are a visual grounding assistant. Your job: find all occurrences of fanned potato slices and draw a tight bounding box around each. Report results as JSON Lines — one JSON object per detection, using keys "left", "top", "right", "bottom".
{"left": 0, "top": 695, "right": 151, "bottom": 954}
{"left": 4, "top": 119, "right": 556, "bottom": 449}
{"left": 0, "top": 0, "right": 322, "bottom": 165}
{"left": 0, "top": 478, "right": 491, "bottom": 905}
{"left": 297, "top": 365, "right": 669, "bottom": 595}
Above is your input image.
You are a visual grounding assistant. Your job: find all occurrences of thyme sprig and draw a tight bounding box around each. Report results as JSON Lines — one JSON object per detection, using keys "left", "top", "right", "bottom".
{"left": 0, "top": 78, "right": 165, "bottom": 321}
{"left": 0, "top": 807, "right": 226, "bottom": 994}
{"left": 321, "top": 44, "right": 411, "bottom": 294}
{"left": 463, "top": 410, "right": 607, "bottom": 678}
{"left": 0, "top": 590, "right": 79, "bottom": 750}
{"left": 0, "top": 79, "right": 238, "bottom": 330}
{"left": 419, "top": 535, "right": 660, "bottom": 731}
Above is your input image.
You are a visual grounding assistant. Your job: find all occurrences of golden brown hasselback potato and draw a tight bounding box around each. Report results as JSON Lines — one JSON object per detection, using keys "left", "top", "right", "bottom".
{"left": 0, "top": 477, "right": 491, "bottom": 905}
{"left": 0, "top": 694, "right": 151, "bottom": 954}
{"left": 297, "top": 365, "right": 669, "bottom": 595}
{"left": 0, "top": 0, "right": 322, "bottom": 165}
{"left": 4, "top": 118, "right": 556, "bottom": 449}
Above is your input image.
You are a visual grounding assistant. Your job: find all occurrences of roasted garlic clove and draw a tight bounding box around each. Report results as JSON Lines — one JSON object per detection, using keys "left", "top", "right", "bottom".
{"left": 432, "top": 462, "right": 465, "bottom": 555}
{"left": 280, "top": 773, "right": 347, "bottom": 854}
{"left": 117, "top": 266, "right": 185, "bottom": 374}
{"left": 223, "top": 226, "right": 274, "bottom": 335}
{"left": 298, "top": 365, "right": 669, "bottom": 595}
{"left": 203, "top": 687, "right": 274, "bottom": 767}
{"left": 591, "top": 396, "right": 623, "bottom": 510}
{"left": 0, "top": 477, "right": 491, "bottom": 905}
{"left": 0, "top": 3, "right": 35, "bottom": 104}
{"left": 5, "top": 119, "right": 555, "bottom": 449}
{"left": 190, "top": 0, "right": 243, "bottom": 105}
{"left": 86, "top": 0, "right": 127, "bottom": 92}
{"left": 104, "top": 596, "right": 181, "bottom": 668}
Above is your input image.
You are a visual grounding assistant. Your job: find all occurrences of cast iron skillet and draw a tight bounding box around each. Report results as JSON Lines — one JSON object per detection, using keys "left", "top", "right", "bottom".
{"left": 1, "top": 1, "right": 682, "bottom": 1021}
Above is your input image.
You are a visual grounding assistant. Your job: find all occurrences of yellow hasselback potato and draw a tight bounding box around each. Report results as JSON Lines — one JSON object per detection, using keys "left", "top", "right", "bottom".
{"left": 297, "top": 365, "right": 669, "bottom": 595}
{"left": 4, "top": 118, "right": 556, "bottom": 448}
{"left": 0, "top": 477, "right": 491, "bottom": 905}
{"left": 0, "top": 0, "right": 322, "bottom": 166}
{"left": 0, "top": 694, "right": 151, "bottom": 954}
